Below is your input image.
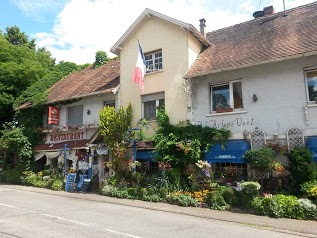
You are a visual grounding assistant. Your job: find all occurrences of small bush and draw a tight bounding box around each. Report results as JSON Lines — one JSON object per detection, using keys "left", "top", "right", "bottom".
{"left": 244, "top": 148, "right": 275, "bottom": 171}
{"left": 221, "top": 187, "right": 235, "bottom": 205}
{"left": 301, "top": 180, "right": 317, "bottom": 200}
{"left": 147, "top": 187, "right": 155, "bottom": 195}
{"left": 250, "top": 194, "right": 314, "bottom": 219}
{"left": 101, "top": 185, "right": 130, "bottom": 199}
{"left": 241, "top": 182, "right": 261, "bottom": 196}
{"left": 298, "top": 198, "right": 317, "bottom": 219}
{"left": 0, "top": 169, "right": 21, "bottom": 184}
{"left": 159, "top": 187, "right": 168, "bottom": 198}
{"left": 127, "top": 188, "right": 138, "bottom": 197}
{"left": 51, "top": 180, "right": 63, "bottom": 191}
{"left": 167, "top": 192, "right": 198, "bottom": 207}
{"left": 205, "top": 191, "right": 229, "bottom": 211}
{"left": 142, "top": 194, "right": 162, "bottom": 202}
{"left": 288, "top": 147, "right": 317, "bottom": 190}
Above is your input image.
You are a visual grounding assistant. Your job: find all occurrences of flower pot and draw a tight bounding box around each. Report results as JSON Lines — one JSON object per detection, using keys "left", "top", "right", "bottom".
{"left": 215, "top": 108, "right": 233, "bottom": 113}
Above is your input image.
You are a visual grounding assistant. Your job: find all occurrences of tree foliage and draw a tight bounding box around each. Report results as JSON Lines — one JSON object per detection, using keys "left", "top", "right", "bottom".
{"left": 0, "top": 34, "right": 48, "bottom": 126}
{"left": 93, "top": 50, "right": 109, "bottom": 69}
{"left": 99, "top": 103, "right": 133, "bottom": 151}
{"left": 0, "top": 122, "right": 33, "bottom": 169}
{"left": 4, "top": 26, "right": 36, "bottom": 49}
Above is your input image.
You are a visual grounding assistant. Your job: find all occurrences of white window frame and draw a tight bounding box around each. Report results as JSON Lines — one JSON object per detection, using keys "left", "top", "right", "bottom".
{"left": 144, "top": 50, "right": 163, "bottom": 73}
{"left": 141, "top": 92, "right": 165, "bottom": 120}
{"left": 210, "top": 80, "right": 243, "bottom": 113}
{"left": 304, "top": 68, "right": 317, "bottom": 104}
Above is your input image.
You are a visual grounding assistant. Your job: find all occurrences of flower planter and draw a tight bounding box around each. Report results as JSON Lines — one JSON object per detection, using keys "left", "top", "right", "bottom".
{"left": 215, "top": 108, "right": 233, "bottom": 113}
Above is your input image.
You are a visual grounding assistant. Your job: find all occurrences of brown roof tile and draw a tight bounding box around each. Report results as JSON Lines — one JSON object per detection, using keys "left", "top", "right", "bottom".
{"left": 185, "top": 2, "right": 317, "bottom": 78}
{"left": 48, "top": 59, "right": 120, "bottom": 104}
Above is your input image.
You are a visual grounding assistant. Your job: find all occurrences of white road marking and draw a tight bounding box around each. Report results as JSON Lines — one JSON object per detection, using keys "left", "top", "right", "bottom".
{"left": 105, "top": 229, "right": 143, "bottom": 238}
{"left": 0, "top": 203, "right": 15, "bottom": 208}
{"left": 41, "top": 214, "right": 89, "bottom": 226}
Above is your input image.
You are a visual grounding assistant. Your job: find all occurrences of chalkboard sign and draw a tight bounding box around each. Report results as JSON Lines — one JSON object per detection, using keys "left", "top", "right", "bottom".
{"left": 65, "top": 173, "right": 77, "bottom": 192}
{"left": 76, "top": 174, "right": 87, "bottom": 191}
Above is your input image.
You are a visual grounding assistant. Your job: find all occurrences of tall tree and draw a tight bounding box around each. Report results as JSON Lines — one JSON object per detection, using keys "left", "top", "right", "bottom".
{"left": 93, "top": 50, "right": 109, "bottom": 69}
{"left": 4, "top": 26, "right": 36, "bottom": 49}
{"left": 0, "top": 35, "right": 45, "bottom": 127}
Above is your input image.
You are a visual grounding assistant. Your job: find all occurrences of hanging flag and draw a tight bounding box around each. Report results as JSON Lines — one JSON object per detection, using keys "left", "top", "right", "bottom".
{"left": 132, "top": 41, "right": 146, "bottom": 93}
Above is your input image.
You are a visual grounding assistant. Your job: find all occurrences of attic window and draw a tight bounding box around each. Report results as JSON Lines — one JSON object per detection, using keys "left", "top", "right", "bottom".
{"left": 145, "top": 50, "right": 162, "bottom": 73}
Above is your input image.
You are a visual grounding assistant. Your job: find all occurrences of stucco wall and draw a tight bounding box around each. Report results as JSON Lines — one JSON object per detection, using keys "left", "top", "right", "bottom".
{"left": 57, "top": 93, "right": 117, "bottom": 127}
{"left": 119, "top": 16, "right": 202, "bottom": 131}
{"left": 190, "top": 55, "right": 317, "bottom": 140}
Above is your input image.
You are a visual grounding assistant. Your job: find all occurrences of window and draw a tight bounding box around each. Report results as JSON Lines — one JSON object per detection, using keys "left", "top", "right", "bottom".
{"left": 214, "top": 162, "right": 248, "bottom": 181}
{"left": 142, "top": 92, "right": 165, "bottom": 120}
{"left": 104, "top": 100, "right": 115, "bottom": 108}
{"left": 145, "top": 50, "right": 162, "bottom": 73}
{"left": 210, "top": 80, "right": 243, "bottom": 112}
{"left": 305, "top": 70, "right": 317, "bottom": 103}
{"left": 67, "top": 105, "right": 83, "bottom": 126}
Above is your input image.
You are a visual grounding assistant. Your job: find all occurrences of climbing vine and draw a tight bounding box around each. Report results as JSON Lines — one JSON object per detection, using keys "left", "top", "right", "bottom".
{"left": 153, "top": 106, "right": 232, "bottom": 171}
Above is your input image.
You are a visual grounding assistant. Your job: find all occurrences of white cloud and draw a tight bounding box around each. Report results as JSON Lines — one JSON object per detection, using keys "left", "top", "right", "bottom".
{"left": 32, "top": 0, "right": 316, "bottom": 64}
{"left": 9, "top": 0, "right": 67, "bottom": 21}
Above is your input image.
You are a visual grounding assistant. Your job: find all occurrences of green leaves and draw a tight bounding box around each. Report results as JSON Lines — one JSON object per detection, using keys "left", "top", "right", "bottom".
{"left": 153, "top": 107, "right": 231, "bottom": 171}
{"left": 99, "top": 103, "right": 133, "bottom": 151}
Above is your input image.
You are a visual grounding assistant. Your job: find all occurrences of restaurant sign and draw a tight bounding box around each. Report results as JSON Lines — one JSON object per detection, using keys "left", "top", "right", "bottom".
{"left": 47, "top": 131, "right": 86, "bottom": 143}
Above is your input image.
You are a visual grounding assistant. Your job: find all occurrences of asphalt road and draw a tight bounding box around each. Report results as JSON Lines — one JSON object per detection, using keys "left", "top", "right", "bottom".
{"left": 0, "top": 186, "right": 312, "bottom": 238}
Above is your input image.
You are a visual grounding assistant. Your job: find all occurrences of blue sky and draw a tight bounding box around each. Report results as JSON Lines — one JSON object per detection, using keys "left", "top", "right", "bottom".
{"left": 1, "top": 0, "right": 315, "bottom": 64}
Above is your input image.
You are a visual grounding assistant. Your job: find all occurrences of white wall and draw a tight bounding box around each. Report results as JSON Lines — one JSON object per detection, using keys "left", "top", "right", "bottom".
{"left": 58, "top": 93, "right": 117, "bottom": 127}
{"left": 190, "top": 55, "right": 317, "bottom": 140}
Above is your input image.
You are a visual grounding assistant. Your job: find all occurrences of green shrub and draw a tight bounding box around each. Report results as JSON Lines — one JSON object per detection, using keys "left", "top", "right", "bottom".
{"left": 127, "top": 188, "right": 138, "bottom": 197}
{"left": 222, "top": 187, "right": 235, "bottom": 205}
{"left": 101, "top": 185, "right": 131, "bottom": 199}
{"left": 205, "top": 191, "right": 229, "bottom": 210}
{"left": 232, "top": 182, "right": 261, "bottom": 209}
{"left": 288, "top": 147, "right": 317, "bottom": 190}
{"left": 51, "top": 180, "right": 63, "bottom": 191}
{"left": 0, "top": 169, "right": 21, "bottom": 184}
{"left": 159, "top": 187, "right": 168, "bottom": 198}
{"left": 301, "top": 180, "right": 317, "bottom": 200}
{"left": 244, "top": 148, "right": 275, "bottom": 171}
{"left": 166, "top": 192, "right": 198, "bottom": 207}
{"left": 241, "top": 182, "right": 261, "bottom": 196}
{"left": 142, "top": 194, "right": 162, "bottom": 202}
{"left": 252, "top": 194, "right": 304, "bottom": 219}
{"left": 147, "top": 187, "right": 155, "bottom": 195}
{"left": 298, "top": 198, "right": 317, "bottom": 219}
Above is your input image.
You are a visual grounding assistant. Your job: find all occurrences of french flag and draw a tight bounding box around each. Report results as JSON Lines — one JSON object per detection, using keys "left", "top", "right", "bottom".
{"left": 132, "top": 42, "right": 146, "bottom": 93}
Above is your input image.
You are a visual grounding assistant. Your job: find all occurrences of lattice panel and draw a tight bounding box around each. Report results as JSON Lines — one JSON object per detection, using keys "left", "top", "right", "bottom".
{"left": 251, "top": 169, "right": 270, "bottom": 179}
{"left": 287, "top": 128, "right": 304, "bottom": 152}
{"left": 250, "top": 129, "right": 266, "bottom": 149}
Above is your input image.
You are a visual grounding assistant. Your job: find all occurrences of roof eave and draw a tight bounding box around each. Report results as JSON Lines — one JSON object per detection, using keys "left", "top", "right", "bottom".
{"left": 184, "top": 50, "right": 317, "bottom": 79}
{"left": 47, "top": 85, "right": 120, "bottom": 105}
{"left": 110, "top": 8, "right": 210, "bottom": 55}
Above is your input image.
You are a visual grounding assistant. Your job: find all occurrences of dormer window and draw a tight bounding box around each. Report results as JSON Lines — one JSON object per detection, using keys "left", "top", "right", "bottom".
{"left": 145, "top": 50, "right": 162, "bottom": 73}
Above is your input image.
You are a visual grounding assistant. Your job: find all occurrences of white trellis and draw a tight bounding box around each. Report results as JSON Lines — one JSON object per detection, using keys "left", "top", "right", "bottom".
{"left": 287, "top": 128, "right": 304, "bottom": 152}
{"left": 250, "top": 129, "right": 266, "bottom": 149}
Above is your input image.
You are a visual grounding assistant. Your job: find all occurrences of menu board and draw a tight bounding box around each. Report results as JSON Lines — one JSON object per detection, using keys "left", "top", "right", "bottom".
{"left": 65, "top": 173, "right": 77, "bottom": 192}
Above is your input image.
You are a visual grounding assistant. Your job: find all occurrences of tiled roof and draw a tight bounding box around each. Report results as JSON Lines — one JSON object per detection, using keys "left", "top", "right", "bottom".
{"left": 184, "top": 2, "right": 317, "bottom": 78}
{"left": 48, "top": 59, "right": 120, "bottom": 104}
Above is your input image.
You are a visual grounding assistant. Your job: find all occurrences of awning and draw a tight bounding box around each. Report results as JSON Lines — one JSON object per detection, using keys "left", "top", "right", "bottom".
{"left": 204, "top": 140, "right": 251, "bottom": 163}
{"left": 305, "top": 136, "right": 317, "bottom": 162}
{"left": 33, "top": 139, "right": 90, "bottom": 152}
{"left": 136, "top": 150, "right": 155, "bottom": 161}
